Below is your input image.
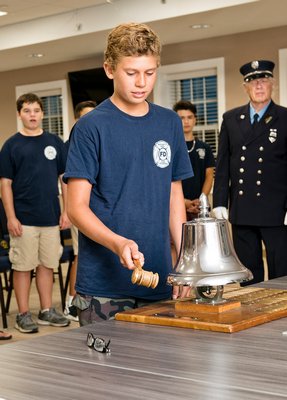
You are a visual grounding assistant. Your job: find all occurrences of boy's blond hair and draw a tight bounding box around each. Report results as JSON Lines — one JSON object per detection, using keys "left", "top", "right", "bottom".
{"left": 104, "top": 22, "right": 161, "bottom": 70}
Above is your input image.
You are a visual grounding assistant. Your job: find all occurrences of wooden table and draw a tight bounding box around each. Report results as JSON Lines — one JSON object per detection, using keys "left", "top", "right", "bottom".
{"left": 1, "top": 277, "right": 287, "bottom": 399}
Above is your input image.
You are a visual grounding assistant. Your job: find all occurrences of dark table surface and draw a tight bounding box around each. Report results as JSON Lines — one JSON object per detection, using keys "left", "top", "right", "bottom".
{"left": 1, "top": 277, "right": 287, "bottom": 400}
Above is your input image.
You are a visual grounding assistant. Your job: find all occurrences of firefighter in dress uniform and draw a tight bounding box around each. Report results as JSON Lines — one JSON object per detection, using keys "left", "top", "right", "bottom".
{"left": 213, "top": 60, "right": 287, "bottom": 284}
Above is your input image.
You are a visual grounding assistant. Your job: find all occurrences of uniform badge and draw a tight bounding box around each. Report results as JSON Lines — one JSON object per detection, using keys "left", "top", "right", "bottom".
{"left": 197, "top": 148, "right": 206, "bottom": 159}
{"left": 269, "top": 129, "right": 277, "bottom": 143}
{"left": 251, "top": 60, "right": 259, "bottom": 70}
{"left": 153, "top": 140, "right": 171, "bottom": 168}
{"left": 264, "top": 116, "right": 272, "bottom": 124}
{"left": 240, "top": 114, "right": 245, "bottom": 119}
{"left": 44, "top": 146, "right": 57, "bottom": 160}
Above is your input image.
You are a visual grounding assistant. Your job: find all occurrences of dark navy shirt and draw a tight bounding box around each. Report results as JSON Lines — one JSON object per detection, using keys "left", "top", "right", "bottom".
{"left": 0, "top": 131, "right": 66, "bottom": 226}
{"left": 64, "top": 99, "right": 193, "bottom": 300}
{"left": 182, "top": 139, "right": 215, "bottom": 200}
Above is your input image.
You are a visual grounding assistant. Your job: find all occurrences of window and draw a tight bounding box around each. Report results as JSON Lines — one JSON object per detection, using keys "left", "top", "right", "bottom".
{"left": 153, "top": 58, "right": 226, "bottom": 156}
{"left": 42, "top": 95, "right": 63, "bottom": 137}
{"left": 15, "top": 80, "right": 69, "bottom": 141}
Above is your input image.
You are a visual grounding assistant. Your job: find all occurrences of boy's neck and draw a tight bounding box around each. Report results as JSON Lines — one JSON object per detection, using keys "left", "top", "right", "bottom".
{"left": 110, "top": 95, "right": 149, "bottom": 116}
{"left": 184, "top": 131, "right": 194, "bottom": 142}
{"left": 19, "top": 127, "right": 43, "bottom": 137}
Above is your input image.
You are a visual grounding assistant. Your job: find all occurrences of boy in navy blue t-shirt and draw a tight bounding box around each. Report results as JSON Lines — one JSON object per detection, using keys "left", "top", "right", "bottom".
{"left": 0, "top": 93, "right": 70, "bottom": 333}
{"left": 64, "top": 23, "right": 193, "bottom": 325}
{"left": 173, "top": 100, "right": 215, "bottom": 219}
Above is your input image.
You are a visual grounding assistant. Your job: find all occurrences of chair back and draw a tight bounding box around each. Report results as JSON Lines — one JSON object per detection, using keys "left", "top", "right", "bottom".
{"left": 0, "top": 198, "right": 8, "bottom": 241}
{"left": 0, "top": 200, "right": 11, "bottom": 328}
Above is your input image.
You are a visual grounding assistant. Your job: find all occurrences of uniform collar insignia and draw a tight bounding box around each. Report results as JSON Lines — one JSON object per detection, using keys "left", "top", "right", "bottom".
{"left": 264, "top": 115, "right": 272, "bottom": 124}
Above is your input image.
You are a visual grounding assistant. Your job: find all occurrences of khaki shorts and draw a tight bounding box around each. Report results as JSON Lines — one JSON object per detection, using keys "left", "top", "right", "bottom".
{"left": 9, "top": 225, "right": 63, "bottom": 272}
{"left": 70, "top": 224, "right": 78, "bottom": 256}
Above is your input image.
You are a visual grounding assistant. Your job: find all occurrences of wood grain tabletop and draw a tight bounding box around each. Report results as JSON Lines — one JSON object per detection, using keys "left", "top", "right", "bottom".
{"left": 1, "top": 277, "right": 287, "bottom": 399}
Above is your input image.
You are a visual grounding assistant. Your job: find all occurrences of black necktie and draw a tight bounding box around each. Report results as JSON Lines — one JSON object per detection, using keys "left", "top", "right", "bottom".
{"left": 253, "top": 113, "right": 259, "bottom": 126}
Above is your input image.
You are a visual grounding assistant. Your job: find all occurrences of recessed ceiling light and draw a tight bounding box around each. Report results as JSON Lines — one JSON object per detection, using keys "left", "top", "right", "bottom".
{"left": 27, "top": 53, "right": 44, "bottom": 58}
{"left": 191, "top": 24, "right": 211, "bottom": 29}
{"left": 0, "top": 4, "right": 8, "bottom": 16}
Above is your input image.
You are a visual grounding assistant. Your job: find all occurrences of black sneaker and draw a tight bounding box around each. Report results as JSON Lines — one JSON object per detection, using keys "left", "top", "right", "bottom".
{"left": 15, "top": 311, "right": 38, "bottom": 333}
{"left": 64, "top": 303, "right": 79, "bottom": 322}
{"left": 37, "top": 308, "right": 70, "bottom": 327}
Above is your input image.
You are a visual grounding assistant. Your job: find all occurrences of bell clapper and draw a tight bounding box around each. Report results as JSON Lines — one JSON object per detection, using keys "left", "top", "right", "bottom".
{"left": 194, "top": 285, "right": 226, "bottom": 304}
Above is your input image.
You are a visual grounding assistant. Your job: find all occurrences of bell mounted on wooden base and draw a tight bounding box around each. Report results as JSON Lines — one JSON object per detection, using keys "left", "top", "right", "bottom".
{"left": 167, "top": 194, "right": 253, "bottom": 305}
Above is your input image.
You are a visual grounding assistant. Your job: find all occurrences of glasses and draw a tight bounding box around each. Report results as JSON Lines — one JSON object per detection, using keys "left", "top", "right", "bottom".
{"left": 87, "top": 333, "right": 111, "bottom": 353}
{"left": 247, "top": 78, "right": 271, "bottom": 86}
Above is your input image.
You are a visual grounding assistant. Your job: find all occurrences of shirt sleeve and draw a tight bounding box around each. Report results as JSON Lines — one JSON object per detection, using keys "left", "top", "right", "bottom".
{"left": 63, "top": 121, "right": 99, "bottom": 184}
{"left": 0, "top": 141, "right": 14, "bottom": 179}
{"left": 172, "top": 116, "right": 194, "bottom": 182}
{"left": 204, "top": 143, "right": 216, "bottom": 168}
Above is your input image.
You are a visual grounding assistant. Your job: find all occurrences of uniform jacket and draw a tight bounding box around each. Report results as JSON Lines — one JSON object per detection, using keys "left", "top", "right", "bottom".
{"left": 213, "top": 100, "right": 287, "bottom": 226}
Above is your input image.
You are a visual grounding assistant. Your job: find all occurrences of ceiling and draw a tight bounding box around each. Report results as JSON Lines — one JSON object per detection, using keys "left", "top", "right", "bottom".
{"left": 0, "top": 0, "right": 286, "bottom": 72}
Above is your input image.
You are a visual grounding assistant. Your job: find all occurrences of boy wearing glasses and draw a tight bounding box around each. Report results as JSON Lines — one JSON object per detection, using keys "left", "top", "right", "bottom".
{"left": 213, "top": 60, "right": 287, "bottom": 285}
{"left": 64, "top": 23, "right": 193, "bottom": 325}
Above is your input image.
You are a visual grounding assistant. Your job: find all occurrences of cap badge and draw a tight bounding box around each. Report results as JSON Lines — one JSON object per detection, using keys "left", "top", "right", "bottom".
{"left": 251, "top": 61, "right": 259, "bottom": 70}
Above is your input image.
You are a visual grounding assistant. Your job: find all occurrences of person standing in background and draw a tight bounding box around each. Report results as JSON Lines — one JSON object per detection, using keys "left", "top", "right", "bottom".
{"left": 74, "top": 100, "right": 97, "bottom": 120}
{"left": 213, "top": 60, "right": 287, "bottom": 285}
{"left": 64, "top": 100, "right": 97, "bottom": 321}
{"left": 173, "top": 100, "right": 215, "bottom": 220}
{"left": 0, "top": 93, "right": 70, "bottom": 333}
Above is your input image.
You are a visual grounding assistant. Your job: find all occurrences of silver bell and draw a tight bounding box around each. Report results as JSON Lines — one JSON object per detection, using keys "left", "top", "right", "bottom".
{"left": 167, "top": 194, "right": 253, "bottom": 303}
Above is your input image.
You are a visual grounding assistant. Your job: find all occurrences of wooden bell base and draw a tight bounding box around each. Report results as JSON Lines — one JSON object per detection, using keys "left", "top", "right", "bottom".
{"left": 175, "top": 299, "right": 241, "bottom": 314}
{"left": 115, "top": 286, "right": 287, "bottom": 333}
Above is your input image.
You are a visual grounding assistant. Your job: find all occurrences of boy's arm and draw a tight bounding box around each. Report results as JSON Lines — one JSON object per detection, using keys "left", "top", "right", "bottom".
{"left": 201, "top": 166, "right": 214, "bottom": 196}
{"left": 169, "top": 180, "right": 186, "bottom": 256}
{"left": 169, "top": 180, "right": 190, "bottom": 299}
{"left": 59, "top": 174, "right": 71, "bottom": 230}
{"left": 185, "top": 166, "right": 215, "bottom": 214}
{"left": 0, "top": 178, "right": 22, "bottom": 237}
{"left": 67, "top": 178, "right": 143, "bottom": 269}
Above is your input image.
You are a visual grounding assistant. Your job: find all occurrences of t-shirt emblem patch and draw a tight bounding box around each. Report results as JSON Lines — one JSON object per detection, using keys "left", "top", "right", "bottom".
{"left": 197, "top": 148, "right": 206, "bottom": 159}
{"left": 44, "top": 145, "right": 57, "bottom": 160}
{"left": 153, "top": 140, "right": 171, "bottom": 168}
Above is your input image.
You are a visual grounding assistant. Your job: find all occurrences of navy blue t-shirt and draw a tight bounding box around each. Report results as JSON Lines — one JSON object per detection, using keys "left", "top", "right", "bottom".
{"left": 182, "top": 139, "right": 215, "bottom": 200}
{"left": 64, "top": 99, "right": 193, "bottom": 300}
{"left": 0, "top": 131, "right": 66, "bottom": 226}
